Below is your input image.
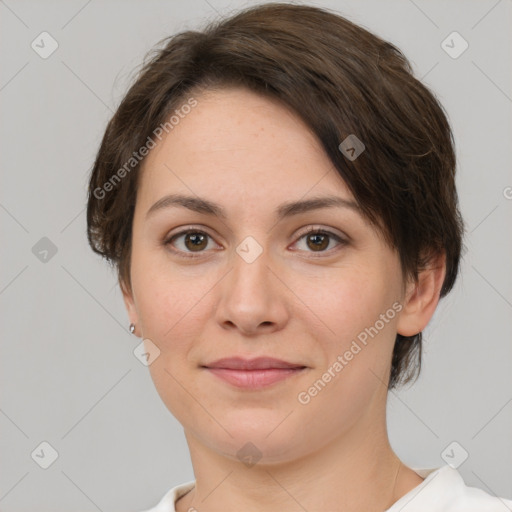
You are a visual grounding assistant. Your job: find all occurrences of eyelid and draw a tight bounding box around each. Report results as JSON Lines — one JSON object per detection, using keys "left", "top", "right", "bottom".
{"left": 164, "top": 224, "right": 348, "bottom": 258}
{"left": 163, "top": 226, "right": 221, "bottom": 258}
{"left": 294, "top": 225, "right": 348, "bottom": 243}
{"left": 290, "top": 226, "right": 348, "bottom": 255}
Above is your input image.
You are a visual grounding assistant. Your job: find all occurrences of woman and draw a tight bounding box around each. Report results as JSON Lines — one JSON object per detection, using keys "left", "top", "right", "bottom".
{"left": 86, "top": 3, "right": 512, "bottom": 511}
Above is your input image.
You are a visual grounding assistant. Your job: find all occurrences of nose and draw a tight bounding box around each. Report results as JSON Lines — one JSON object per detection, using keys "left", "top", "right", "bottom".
{"left": 214, "top": 244, "right": 289, "bottom": 336}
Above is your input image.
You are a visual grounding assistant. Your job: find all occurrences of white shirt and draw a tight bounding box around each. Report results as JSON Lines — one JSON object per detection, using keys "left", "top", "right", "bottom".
{"left": 140, "top": 465, "right": 512, "bottom": 511}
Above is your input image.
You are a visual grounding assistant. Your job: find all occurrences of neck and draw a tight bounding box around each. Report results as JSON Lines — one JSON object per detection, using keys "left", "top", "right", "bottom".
{"left": 177, "top": 406, "right": 418, "bottom": 512}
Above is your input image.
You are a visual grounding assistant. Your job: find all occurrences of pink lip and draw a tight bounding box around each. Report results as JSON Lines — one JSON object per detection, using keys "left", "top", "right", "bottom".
{"left": 202, "top": 357, "right": 307, "bottom": 389}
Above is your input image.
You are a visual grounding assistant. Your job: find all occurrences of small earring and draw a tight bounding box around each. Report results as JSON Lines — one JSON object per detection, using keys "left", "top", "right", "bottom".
{"left": 129, "top": 323, "right": 136, "bottom": 334}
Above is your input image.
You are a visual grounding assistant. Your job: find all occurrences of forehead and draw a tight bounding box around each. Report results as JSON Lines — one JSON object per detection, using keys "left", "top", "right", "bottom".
{"left": 137, "top": 86, "right": 355, "bottom": 213}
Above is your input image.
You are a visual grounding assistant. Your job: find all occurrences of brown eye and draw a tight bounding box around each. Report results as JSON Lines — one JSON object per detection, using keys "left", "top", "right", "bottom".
{"left": 294, "top": 228, "right": 346, "bottom": 254}
{"left": 306, "top": 232, "right": 330, "bottom": 251}
{"left": 184, "top": 232, "right": 208, "bottom": 251}
{"left": 165, "top": 227, "right": 346, "bottom": 259}
{"left": 165, "top": 229, "right": 214, "bottom": 257}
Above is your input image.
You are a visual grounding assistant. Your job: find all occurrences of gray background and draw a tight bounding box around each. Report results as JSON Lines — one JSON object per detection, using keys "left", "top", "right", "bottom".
{"left": 1, "top": 0, "right": 511, "bottom": 511}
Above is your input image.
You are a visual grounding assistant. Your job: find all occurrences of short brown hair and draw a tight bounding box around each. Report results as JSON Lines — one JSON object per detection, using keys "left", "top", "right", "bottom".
{"left": 86, "top": 2, "right": 464, "bottom": 390}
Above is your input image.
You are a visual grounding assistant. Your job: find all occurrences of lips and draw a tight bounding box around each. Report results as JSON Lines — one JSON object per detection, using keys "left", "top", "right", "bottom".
{"left": 204, "top": 357, "right": 306, "bottom": 370}
{"left": 202, "top": 357, "right": 307, "bottom": 389}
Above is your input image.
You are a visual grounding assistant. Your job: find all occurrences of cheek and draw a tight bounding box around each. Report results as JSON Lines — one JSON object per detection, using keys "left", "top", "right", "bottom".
{"left": 305, "top": 266, "right": 388, "bottom": 340}
{"left": 294, "top": 277, "right": 397, "bottom": 434}
{"left": 129, "top": 245, "right": 191, "bottom": 350}
{"left": 132, "top": 266, "right": 214, "bottom": 422}
{"left": 135, "top": 273, "right": 206, "bottom": 350}
{"left": 303, "top": 263, "right": 399, "bottom": 387}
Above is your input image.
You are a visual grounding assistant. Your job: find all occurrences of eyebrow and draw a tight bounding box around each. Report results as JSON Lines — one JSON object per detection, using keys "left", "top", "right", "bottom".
{"left": 145, "top": 193, "right": 360, "bottom": 221}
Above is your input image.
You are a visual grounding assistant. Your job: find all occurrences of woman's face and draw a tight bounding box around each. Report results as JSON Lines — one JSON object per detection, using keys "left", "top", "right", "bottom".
{"left": 123, "top": 86, "right": 410, "bottom": 463}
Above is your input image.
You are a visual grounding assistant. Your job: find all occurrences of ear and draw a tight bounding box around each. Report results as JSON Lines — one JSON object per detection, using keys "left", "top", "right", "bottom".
{"left": 396, "top": 252, "right": 446, "bottom": 337}
{"left": 120, "top": 277, "right": 139, "bottom": 336}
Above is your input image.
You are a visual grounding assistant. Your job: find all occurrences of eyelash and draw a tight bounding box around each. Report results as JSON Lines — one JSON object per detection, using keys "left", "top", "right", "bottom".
{"left": 163, "top": 226, "right": 347, "bottom": 259}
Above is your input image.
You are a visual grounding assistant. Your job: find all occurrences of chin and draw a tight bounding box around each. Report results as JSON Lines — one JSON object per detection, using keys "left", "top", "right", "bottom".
{"left": 204, "top": 413, "right": 309, "bottom": 465}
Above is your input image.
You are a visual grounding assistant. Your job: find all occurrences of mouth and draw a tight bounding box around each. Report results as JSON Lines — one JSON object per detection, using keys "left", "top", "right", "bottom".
{"left": 201, "top": 357, "right": 308, "bottom": 389}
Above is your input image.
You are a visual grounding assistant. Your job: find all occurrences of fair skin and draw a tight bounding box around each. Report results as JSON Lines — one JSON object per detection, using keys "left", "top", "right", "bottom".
{"left": 122, "top": 87, "right": 445, "bottom": 511}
